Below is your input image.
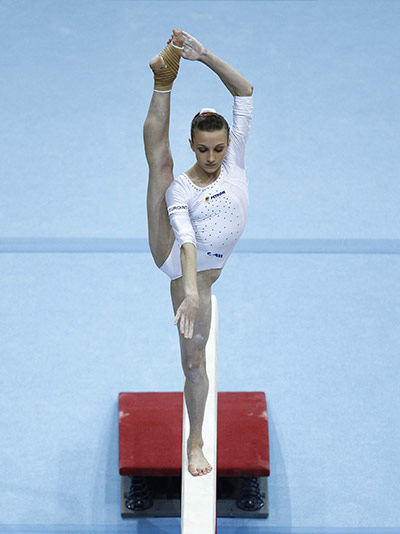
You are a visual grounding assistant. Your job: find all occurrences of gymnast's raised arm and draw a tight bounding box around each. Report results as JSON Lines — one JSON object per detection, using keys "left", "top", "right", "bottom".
{"left": 181, "top": 31, "right": 253, "bottom": 97}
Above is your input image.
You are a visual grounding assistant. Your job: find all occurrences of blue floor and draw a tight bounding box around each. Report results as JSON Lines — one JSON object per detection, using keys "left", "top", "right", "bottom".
{"left": 1, "top": 0, "right": 400, "bottom": 532}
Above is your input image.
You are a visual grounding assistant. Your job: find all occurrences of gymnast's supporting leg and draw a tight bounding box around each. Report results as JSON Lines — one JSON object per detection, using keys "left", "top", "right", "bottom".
{"left": 143, "top": 31, "right": 183, "bottom": 267}
{"left": 171, "top": 270, "right": 220, "bottom": 476}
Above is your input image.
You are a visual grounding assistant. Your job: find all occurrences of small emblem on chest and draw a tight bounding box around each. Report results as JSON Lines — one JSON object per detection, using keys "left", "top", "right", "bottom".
{"left": 205, "top": 190, "right": 226, "bottom": 202}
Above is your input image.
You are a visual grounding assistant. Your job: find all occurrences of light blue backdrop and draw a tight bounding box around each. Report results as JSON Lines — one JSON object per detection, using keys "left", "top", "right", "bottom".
{"left": 1, "top": 1, "right": 399, "bottom": 533}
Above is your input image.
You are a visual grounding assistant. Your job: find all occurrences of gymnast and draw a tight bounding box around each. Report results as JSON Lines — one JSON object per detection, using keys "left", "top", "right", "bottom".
{"left": 143, "top": 29, "right": 253, "bottom": 476}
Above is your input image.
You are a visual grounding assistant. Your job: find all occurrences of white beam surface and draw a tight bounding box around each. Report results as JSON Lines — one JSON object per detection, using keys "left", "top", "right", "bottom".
{"left": 181, "top": 294, "right": 218, "bottom": 534}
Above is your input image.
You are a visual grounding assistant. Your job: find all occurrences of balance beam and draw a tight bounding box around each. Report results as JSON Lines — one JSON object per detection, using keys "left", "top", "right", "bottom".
{"left": 181, "top": 294, "right": 218, "bottom": 533}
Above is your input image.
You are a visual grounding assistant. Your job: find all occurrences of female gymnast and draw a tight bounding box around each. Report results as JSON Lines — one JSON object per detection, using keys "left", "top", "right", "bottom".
{"left": 143, "top": 29, "right": 253, "bottom": 477}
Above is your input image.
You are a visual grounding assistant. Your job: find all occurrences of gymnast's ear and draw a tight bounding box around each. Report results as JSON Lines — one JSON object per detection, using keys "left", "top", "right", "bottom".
{"left": 189, "top": 138, "right": 195, "bottom": 151}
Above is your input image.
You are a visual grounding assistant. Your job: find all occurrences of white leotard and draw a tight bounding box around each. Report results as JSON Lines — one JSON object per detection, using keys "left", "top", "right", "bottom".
{"left": 160, "top": 95, "right": 253, "bottom": 280}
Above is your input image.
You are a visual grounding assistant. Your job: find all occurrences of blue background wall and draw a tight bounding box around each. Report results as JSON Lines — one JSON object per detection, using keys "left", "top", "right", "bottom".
{"left": 1, "top": 1, "right": 399, "bottom": 532}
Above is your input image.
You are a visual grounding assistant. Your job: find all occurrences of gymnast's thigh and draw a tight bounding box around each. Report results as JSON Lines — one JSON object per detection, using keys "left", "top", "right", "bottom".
{"left": 169, "top": 269, "right": 221, "bottom": 340}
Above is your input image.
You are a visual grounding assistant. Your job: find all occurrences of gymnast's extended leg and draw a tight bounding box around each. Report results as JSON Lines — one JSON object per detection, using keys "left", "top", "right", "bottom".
{"left": 143, "top": 31, "right": 183, "bottom": 266}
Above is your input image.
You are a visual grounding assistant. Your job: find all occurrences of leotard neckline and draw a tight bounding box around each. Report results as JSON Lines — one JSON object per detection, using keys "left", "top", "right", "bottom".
{"left": 181, "top": 167, "right": 224, "bottom": 191}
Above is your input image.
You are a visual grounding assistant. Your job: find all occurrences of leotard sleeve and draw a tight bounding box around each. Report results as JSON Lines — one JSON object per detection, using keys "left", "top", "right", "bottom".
{"left": 224, "top": 95, "right": 253, "bottom": 170}
{"left": 165, "top": 179, "right": 197, "bottom": 249}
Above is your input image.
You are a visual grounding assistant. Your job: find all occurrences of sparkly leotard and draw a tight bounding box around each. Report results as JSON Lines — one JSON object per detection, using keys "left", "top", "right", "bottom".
{"left": 160, "top": 95, "right": 253, "bottom": 280}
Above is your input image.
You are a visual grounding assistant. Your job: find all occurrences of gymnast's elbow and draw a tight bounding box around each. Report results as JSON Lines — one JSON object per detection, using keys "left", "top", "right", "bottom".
{"left": 246, "top": 83, "right": 254, "bottom": 96}
{"left": 236, "top": 82, "right": 254, "bottom": 97}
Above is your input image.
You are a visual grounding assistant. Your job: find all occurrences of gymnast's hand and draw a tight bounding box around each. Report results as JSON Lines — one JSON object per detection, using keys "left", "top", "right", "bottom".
{"left": 167, "top": 29, "right": 205, "bottom": 61}
{"left": 181, "top": 31, "right": 206, "bottom": 61}
{"left": 174, "top": 294, "right": 200, "bottom": 339}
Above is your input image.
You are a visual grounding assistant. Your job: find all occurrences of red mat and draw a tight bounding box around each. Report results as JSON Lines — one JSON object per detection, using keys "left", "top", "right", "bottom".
{"left": 119, "top": 392, "right": 269, "bottom": 477}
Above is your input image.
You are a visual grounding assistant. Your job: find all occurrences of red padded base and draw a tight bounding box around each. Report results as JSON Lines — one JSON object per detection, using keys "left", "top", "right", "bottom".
{"left": 119, "top": 392, "right": 269, "bottom": 477}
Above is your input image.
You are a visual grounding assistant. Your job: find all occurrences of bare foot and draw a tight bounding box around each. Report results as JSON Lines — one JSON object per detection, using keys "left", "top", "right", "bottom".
{"left": 187, "top": 441, "right": 212, "bottom": 477}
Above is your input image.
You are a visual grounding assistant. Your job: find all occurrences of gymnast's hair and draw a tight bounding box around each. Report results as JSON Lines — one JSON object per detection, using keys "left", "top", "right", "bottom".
{"left": 190, "top": 112, "right": 230, "bottom": 141}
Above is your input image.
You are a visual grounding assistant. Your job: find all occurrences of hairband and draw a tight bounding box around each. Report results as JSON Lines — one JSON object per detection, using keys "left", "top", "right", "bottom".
{"left": 199, "top": 107, "right": 222, "bottom": 117}
{"left": 199, "top": 112, "right": 222, "bottom": 118}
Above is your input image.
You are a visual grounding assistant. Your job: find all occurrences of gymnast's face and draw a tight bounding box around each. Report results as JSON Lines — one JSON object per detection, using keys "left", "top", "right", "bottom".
{"left": 190, "top": 128, "right": 230, "bottom": 176}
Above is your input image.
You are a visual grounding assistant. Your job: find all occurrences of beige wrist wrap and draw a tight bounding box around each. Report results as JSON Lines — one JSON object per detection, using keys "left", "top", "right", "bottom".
{"left": 153, "top": 42, "right": 183, "bottom": 93}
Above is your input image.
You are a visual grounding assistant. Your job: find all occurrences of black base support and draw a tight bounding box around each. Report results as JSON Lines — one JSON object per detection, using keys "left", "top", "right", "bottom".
{"left": 121, "top": 475, "right": 268, "bottom": 519}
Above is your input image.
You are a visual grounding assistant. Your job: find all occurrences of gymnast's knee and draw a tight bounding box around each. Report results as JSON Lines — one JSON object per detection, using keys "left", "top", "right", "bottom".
{"left": 182, "top": 346, "right": 206, "bottom": 380}
{"left": 147, "top": 150, "right": 173, "bottom": 173}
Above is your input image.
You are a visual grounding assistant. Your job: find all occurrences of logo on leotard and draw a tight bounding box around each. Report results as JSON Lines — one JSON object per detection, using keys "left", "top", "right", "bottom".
{"left": 205, "top": 190, "right": 226, "bottom": 202}
{"left": 167, "top": 204, "right": 188, "bottom": 214}
{"left": 207, "top": 252, "right": 224, "bottom": 258}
